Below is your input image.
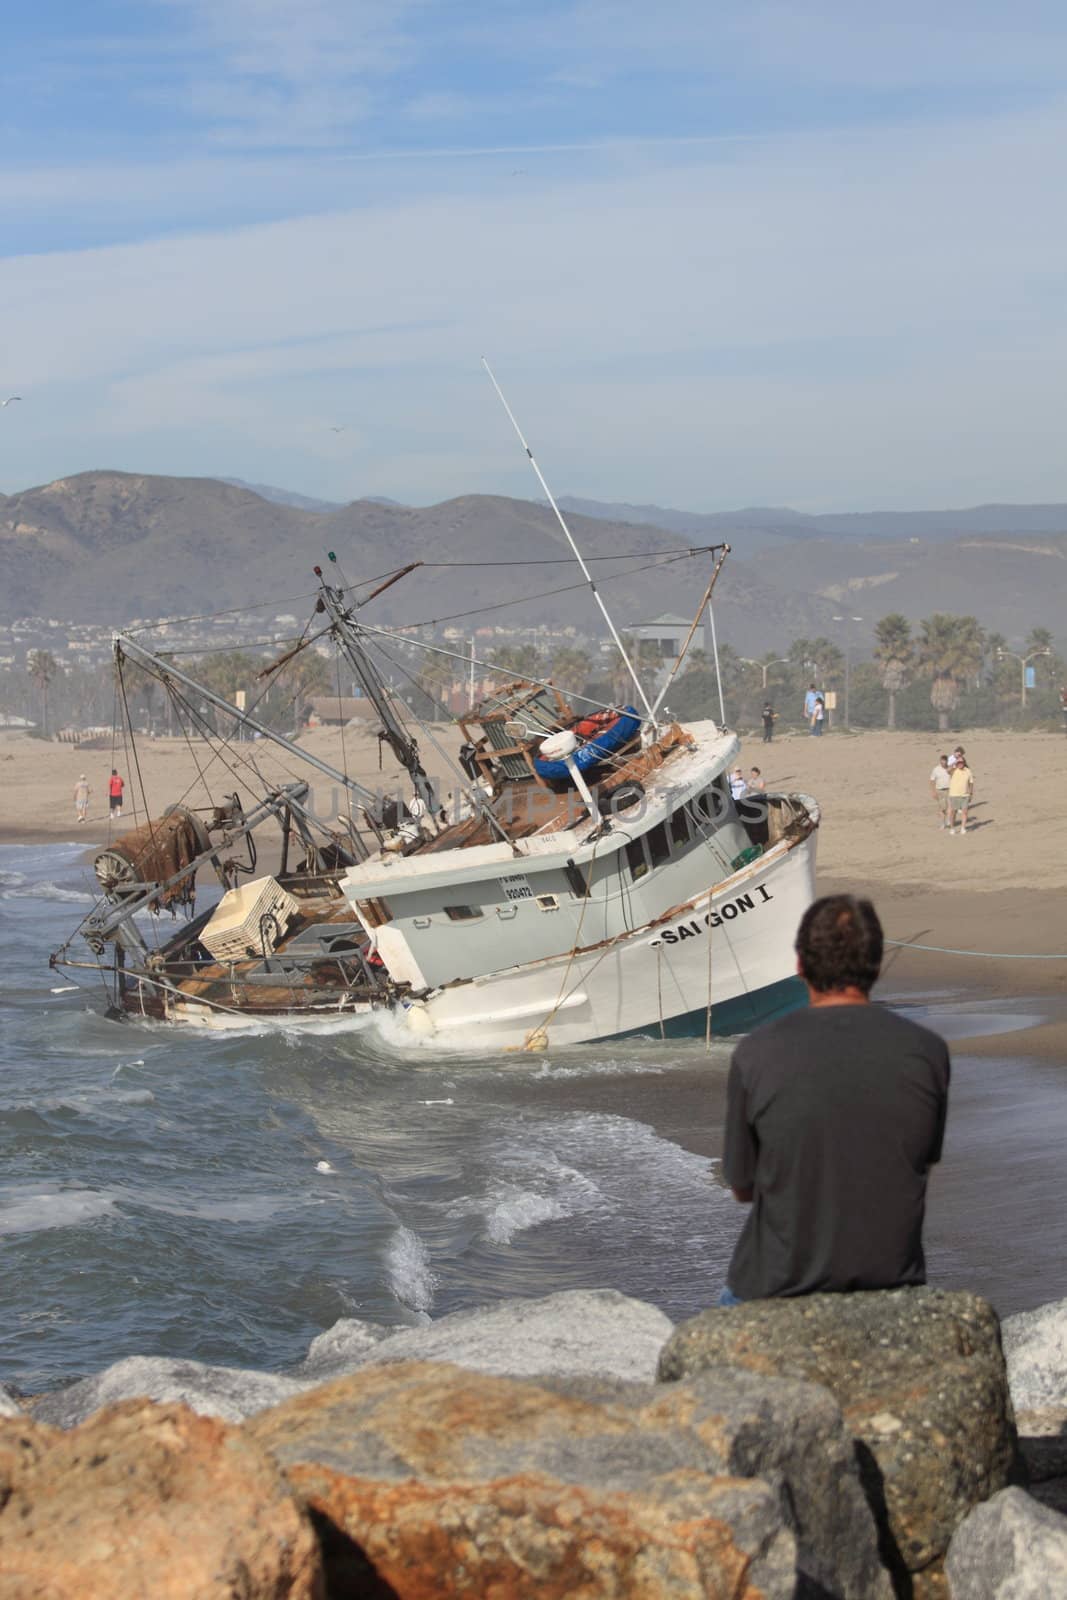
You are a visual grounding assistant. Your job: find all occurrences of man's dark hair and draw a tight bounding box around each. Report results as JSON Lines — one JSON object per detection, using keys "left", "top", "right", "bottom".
{"left": 795, "top": 895, "right": 883, "bottom": 995}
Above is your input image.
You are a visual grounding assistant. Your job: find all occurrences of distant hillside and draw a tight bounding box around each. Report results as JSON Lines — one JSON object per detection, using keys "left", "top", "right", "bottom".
{"left": 220, "top": 478, "right": 343, "bottom": 513}
{"left": 2, "top": 471, "right": 1062, "bottom": 653}
{"left": 0, "top": 471, "right": 834, "bottom": 650}
{"left": 560, "top": 494, "right": 1067, "bottom": 549}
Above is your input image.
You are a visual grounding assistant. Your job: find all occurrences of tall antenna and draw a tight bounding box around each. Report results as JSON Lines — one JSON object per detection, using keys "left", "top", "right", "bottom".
{"left": 481, "top": 358, "right": 657, "bottom": 726}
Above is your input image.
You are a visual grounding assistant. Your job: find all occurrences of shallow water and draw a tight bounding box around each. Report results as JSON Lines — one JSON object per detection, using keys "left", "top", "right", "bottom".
{"left": 1, "top": 842, "right": 1064, "bottom": 1392}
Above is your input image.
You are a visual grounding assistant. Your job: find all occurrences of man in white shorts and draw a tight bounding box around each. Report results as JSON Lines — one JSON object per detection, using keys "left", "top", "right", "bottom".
{"left": 929, "top": 753, "right": 950, "bottom": 829}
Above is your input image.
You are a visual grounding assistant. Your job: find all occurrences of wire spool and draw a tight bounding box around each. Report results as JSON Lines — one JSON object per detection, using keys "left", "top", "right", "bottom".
{"left": 94, "top": 806, "right": 211, "bottom": 904}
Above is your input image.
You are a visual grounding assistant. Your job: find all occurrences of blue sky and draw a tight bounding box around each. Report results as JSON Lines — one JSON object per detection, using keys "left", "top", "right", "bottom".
{"left": 3, "top": 2, "right": 1067, "bottom": 509}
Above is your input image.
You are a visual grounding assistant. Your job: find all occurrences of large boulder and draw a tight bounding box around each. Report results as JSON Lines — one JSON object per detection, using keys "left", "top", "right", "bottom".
{"left": 30, "top": 1354, "right": 310, "bottom": 1429}
{"left": 1000, "top": 1297, "right": 1067, "bottom": 1411}
{"left": 0, "top": 1384, "right": 22, "bottom": 1419}
{"left": 945, "top": 1485, "right": 1067, "bottom": 1598}
{"left": 292, "top": 1316, "right": 393, "bottom": 1381}
{"left": 657, "top": 1289, "right": 1019, "bottom": 1596}
{"left": 250, "top": 1358, "right": 891, "bottom": 1598}
{"left": 292, "top": 1463, "right": 793, "bottom": 1600}
{"left": 293, "top": 1289, "right": 675, "bottom": 1385}
{"left": 0, "top": 1402, "right": 323, "bottom": 1599}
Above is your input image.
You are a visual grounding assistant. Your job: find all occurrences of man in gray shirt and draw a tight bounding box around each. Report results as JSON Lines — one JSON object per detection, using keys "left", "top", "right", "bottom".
{"left": 722, "top": 895, "right": 949, "bottom": 1301}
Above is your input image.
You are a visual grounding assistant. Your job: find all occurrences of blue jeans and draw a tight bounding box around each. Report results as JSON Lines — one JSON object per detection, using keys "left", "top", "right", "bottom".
{"left": 717, "top": 1286, "right": 743, "bottom": 1307}
{"left": 811, "top": 721, "right": 823, "bottom": 736}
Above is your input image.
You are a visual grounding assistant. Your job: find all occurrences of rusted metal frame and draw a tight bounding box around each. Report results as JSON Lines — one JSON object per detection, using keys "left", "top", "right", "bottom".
{"left": 84, "top": 783, "right": 311, "bottom": 942}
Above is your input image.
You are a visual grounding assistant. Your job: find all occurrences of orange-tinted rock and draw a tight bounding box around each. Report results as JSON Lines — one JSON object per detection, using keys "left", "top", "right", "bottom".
{"left": 250, "top": 1360, "right": 892, "bottom": 1596}
{"left": 0, "top": 1399, "right": 323, "bottom": 1600}
{"left": 290, "top": 1460, "right": 793, "bottom": 1599}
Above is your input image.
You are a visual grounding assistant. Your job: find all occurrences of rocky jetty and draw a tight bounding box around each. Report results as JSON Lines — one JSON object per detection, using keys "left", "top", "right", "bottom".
{"left": 0, "top": 1287, "right": 1063, "bottom": 1599}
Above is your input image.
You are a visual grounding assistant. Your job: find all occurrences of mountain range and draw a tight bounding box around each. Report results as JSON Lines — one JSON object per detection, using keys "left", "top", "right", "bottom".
{"left": 1, "top": 471, "right": 1064, "bottom": 654}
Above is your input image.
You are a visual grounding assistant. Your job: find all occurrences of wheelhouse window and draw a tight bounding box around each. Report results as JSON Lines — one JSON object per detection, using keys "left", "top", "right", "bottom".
{"left": 670, "top": 806, "right": 691, "bottom": 848}
{"left": 646, "top": 822, "right": 670, "bottom": 869}
{"left": 626, "top": 838, "right": 648, "bottom": 880}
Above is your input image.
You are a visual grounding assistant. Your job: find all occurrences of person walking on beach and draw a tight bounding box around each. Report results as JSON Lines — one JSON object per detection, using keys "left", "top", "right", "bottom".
{"left": 73, "top": 773, "right": 91, "bottom": 823}
{"left": 947, "top": 752, "right": 974, "bottom": 835}
{"left": 108, "top": 769, "right": 125, "bottom": 819}
{"left": 803, "top": 682, "right": 818, "bottom": 724}
{"left": 761, "top": 702, "right": 777, "bottom": 743}
{"left": 810, "top": 695, "right": 825, "bottom": 736}
{"left": 720, "top": 894, "right": 950, "bottom": 1302}
{"left": 929, "top": 753, "right": 951, "bottom": 829}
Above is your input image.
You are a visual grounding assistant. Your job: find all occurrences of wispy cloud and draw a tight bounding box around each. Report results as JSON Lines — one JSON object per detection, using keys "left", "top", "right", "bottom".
{"left": 4, "top": 100, "right": 1067, "bottom": 507}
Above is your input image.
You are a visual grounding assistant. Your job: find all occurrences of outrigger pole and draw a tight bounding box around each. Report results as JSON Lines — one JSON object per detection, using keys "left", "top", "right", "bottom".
{"left": 115, "top": 634, "right": 382, "bottom": 810}
{"left": 481, "top": 358, "right": 658, "bottom": 727}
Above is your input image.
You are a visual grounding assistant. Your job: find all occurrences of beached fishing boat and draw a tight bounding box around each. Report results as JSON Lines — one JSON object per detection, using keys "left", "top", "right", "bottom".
{"left": 51, "top": 377, "right": 819, "bottom": 1047}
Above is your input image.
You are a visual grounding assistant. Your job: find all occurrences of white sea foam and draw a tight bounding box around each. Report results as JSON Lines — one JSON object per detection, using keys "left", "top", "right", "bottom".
{"left": 482, "top": 1184, "right": 570, "bottom": 1244}
{"left": 384, "top": 1224, "right": 436, "bottom": 1315}
{"left": 447, "top": 1145, "right": 606, "bottom": 1246}
{"left": 6, "top": 881, "right": 95, "bottom": 904}
{"left": 0, "top": 1188, "right": 115, "bottom": 1236}
{"left": 50, "top": 985, "right": 79, "bottom": 994}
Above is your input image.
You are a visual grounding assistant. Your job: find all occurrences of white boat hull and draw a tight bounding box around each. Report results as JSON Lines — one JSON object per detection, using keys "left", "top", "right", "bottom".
{"left": 398, "top": 824, "right": 818, "bottom": 1051}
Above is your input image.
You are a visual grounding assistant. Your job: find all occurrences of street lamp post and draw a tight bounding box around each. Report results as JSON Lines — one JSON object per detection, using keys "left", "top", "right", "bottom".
{"left": 996, "top": 647, "right": 1051, "bottom": 710}
{"left": 831, "top": 616, "right": 864, "bottom": 730}
{"left": 740, "top": 657, "right": 790, "bottom": 689}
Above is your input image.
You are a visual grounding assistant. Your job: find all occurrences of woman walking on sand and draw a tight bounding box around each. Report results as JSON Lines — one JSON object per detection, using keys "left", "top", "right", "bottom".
{"left": 73, "top": 774, "right": 90, "bottom": 823}
{"left": 947, "top": 752, "right": 974, "bottom": 835}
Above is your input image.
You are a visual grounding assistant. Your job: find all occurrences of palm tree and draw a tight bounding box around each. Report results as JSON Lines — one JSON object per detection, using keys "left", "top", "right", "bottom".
{"left": 872, "top": 614, "right": 913, "bottom": 730}
{"left": 414, "top": 655, "right": 457, "bottom": 718}
{"left": 490, "top": 644, "right": 542, "bottom": 681}
{"left": 918, "top": 615, "right": 985, "bottom": 731}
{"left": 549, "top": 647, "right": 593, "bottom": 697}
{"left": 26, "top": 649, "right": 57, "bottom": 736}
{"left": 1024, "top": 627, "right": 1059, "bottom": 685}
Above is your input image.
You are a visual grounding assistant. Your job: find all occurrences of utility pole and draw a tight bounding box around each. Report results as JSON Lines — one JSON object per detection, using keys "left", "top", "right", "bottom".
{"left": 996, "top": 646, "right": 1051, "bottom": 710}
{"left": 741, "top": 657, "right": 790, "bottom": 690}
{"left": 831, "top": 616, "right": 864, "bottom": 730}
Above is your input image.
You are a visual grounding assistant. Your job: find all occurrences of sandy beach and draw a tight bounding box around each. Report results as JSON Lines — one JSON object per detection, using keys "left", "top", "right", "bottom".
{"left": 2, "top": 721, "right": 1064, "bottom": 1046}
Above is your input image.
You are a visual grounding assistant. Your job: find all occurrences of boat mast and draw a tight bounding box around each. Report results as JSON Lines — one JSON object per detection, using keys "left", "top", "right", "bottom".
{"left": 312, "top": 564, "right": 439, "bottom": 815}
{"left": 481, "top": 359, "right": 658, "bottom": 727}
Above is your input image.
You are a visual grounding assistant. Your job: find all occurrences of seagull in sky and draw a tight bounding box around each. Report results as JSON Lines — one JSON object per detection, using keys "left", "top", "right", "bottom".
{"left": 329, "top": 425, "right": 345, "bottom": 433}
{"left": 1, "top": 396, "right": 21, "bottom": 407}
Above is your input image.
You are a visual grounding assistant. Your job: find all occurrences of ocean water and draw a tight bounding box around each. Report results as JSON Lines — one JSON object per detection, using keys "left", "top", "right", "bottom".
{"left": 2, "top": 842, "right": 1065, "bottom": 1395}
{"left": 0, "top": 841, "right": 743, "bottom": 1393}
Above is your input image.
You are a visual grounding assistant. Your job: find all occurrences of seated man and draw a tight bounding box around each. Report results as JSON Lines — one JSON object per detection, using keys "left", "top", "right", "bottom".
{"left": 722, "top": 894, "right": 950, "bottom": 1301}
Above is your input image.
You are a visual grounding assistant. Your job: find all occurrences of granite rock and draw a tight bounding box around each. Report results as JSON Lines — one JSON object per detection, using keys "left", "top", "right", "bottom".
{"left": 657, "top": 1288, "right": 1018, "bottom": 1593}
{"left": 1000, "top": 1297, "right": 1067, "bottom": 1411}
{"left": 251, "top": 1358, "right": 891, "bottom": 1597}
{"left": 291, "top": 1460, "right": 795, "bottom": 1600}
{"left": 0, "top": 1400, "right": 323, "bottom": 1599}
{"left": 946, "top": 1485, "right": 1067, "bottom": 1598}
{"left": 0, "top": 1383, "right": 23, "bottom": 1419}
{"left": 343, "top": 1288, "right": 676, "bottom": 1384}
{"left": 291, "top": 1315, "right": 393, "bottom": 1380}
{"left": 30, "top": 1354, "right": 311, "bottom": 1429}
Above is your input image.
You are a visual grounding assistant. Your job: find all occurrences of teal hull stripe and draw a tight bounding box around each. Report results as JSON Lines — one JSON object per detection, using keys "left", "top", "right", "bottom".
{"left": 597, "top": 973, "right": 807, "bottom": 1042}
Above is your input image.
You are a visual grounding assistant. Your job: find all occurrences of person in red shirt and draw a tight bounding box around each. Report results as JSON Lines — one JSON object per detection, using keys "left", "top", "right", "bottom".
{"left": 108, "top": 769, "right": 125, "bottom": 818}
